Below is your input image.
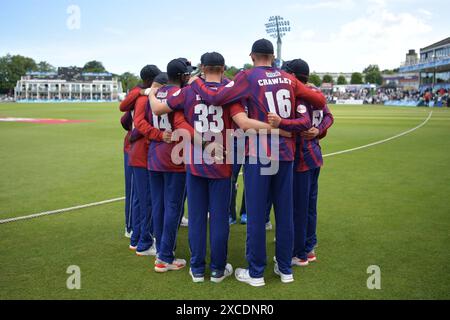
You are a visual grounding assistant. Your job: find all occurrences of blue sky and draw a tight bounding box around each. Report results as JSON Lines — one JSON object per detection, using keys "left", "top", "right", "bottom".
{"left": 0, "top": 0, "right": 448, "bottom": 75}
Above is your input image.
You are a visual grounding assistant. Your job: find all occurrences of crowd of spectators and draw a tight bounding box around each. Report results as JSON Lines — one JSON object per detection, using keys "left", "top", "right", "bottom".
{"left": 0, "top": 94, "right": 15, "bottom": 102}
{"left": 326, "top": 88, "right": 450, "bottom": 107}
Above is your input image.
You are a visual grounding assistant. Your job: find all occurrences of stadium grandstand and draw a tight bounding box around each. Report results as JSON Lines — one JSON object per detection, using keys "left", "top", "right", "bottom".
{"left": 400, "top": 37, "right": 450, "bottom": 91}
{"left": 14, "top": 67, "right": 123, "bottom": 103}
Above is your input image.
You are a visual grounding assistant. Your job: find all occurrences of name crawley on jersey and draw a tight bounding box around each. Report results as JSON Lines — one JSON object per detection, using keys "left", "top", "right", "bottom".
{"left": 258, "top": 76, "right": 292, "bottom": 87}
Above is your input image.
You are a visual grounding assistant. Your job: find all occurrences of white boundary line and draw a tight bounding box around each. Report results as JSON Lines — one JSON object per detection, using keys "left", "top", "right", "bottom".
{"left": 0, "top": 111, "right": 433, "bottom": 225}
{"left": 0, "top": 197, "right": 125, "bottom": 225}
{"left": 324, "top": 111, "right": 433, "bottom": 158}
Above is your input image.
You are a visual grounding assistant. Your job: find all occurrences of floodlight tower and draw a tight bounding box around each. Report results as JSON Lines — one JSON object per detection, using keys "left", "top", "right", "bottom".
{"left": 265, "top": 16, "right": 291, "bottom": 67}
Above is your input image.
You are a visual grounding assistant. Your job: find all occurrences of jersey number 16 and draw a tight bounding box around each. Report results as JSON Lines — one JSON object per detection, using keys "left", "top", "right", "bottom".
{"left": 265, "top": 89, "right": 292, "bottom": 119}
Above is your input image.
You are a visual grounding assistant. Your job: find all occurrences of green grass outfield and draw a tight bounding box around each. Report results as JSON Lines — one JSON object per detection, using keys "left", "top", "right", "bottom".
{"left": 0, "top": 102, "right": 449, "bottom": 300}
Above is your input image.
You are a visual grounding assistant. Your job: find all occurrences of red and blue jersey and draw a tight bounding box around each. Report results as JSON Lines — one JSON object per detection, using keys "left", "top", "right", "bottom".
{"left": 129, "top": 96, "right": 161, "bottom": 168}
{"left": 120, "top": 86, "right": 145, "bottom": 154}
{"left": 167, "top": 81, "right": 245, "bottom": 179}
{"left": 146, "top": 85, "right": 188, "bottom": 173}
{"left": 190, "top": 67, "right": 326, "bottom": 161}
{"left": 120, "top": 85, "right": 145, "bottom": 112}
{"left": 286, "top": 101, "right": 334, "bottom": 172}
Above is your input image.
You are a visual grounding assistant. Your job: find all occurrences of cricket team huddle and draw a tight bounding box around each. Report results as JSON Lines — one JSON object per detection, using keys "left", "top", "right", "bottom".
{"left": 119, "top": 38, "right": 334, "bottom": 287}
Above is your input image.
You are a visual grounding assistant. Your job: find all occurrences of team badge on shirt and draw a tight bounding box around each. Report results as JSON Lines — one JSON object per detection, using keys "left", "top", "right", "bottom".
{"left": 225, "top": 81, "right": 235, "bottom": 88}
{"left": 297, "top": 105, "right": 308, "bottom": 114}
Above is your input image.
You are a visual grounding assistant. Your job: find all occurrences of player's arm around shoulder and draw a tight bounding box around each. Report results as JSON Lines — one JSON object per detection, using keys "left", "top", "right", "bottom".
{"left": 134, "top": 96, "right": 164, "bottom": 142}
{"left": 120, "top": 87, "right": 141, "bottom": 112}
{"left": 230, "top": 102, "right": 279, "bottom": 134}
{"left": 148, "top": 86, "right": 185, "bottom": 116}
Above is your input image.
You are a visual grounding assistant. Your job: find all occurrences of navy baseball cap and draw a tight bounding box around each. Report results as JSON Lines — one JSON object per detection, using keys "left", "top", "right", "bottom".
{"left": 154, "top": 72, "right": 168, "bottom": 85}
{"left": 251, "top": 39, "right": 275, "bottom": 55}
{"left": 201, "top": 52, "right": 225, "bottom": 66}
{"left": 140, "top": 65, "right": 161, "bottom": 81}
{"left": 283, "top": 59, "right": 310, "bottom": 77}
{"left": 167, "top": 59, "right": 192, "bottom": 78}
{"left": 177, "top": 58, "right": 197, "bottom": 73}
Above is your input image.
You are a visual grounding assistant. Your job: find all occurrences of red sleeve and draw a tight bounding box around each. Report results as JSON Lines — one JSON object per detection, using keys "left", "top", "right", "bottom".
{"left": 173, "top": 110, "right": 194, "bottom": 138}
{"left": 134, "top": 96, "right": 163, "bottom": 142}
{"left": 317, "top": 105, "right": 334, "bottom": 136}
{"left": 292, "top": 78, "right": 326, "bottom": 109}
{"left": 120, "top": 87, "right": 141, "bottom": 112}
{"left": 190, "top": 71, "right": 250, "bottom": 106}
{"left": 228, "top": 102, "right": 246, "bottom": 117}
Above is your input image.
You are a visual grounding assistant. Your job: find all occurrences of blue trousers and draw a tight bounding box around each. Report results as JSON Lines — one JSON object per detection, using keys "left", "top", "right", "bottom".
{"left": 187, "top": 173, "right": 232, "bottom": 275}
{"left": 244, "top": 159, "right": 294, "bottom": 278}
{"left": 293, "top": 167, "right": 321, "bottom": 259}
{"left": 149, "top": 171, "right": 186, "bottom": 264}
{"left": 130, "top": 167, "right": 153, "bottom": 252}
{"left": 231, "top": 164, "right": 273, "bottom": 223}
{"left": 124, "top": 153, "right": 139, "bottom": 233}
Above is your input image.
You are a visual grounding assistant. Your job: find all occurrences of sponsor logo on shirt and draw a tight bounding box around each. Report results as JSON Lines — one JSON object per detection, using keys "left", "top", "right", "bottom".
{"left": 157, "top": 91, "right": 168, "bottom": 99}
{"left": 266, "top": 71, "right": 281, "bottom": 78}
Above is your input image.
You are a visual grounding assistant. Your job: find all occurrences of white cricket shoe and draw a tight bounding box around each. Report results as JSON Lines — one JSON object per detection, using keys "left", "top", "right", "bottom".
{"left": 180, "top": 217, "right": 189, "bottom": 228}
{"left": 125, "top": 228, "right": 133, "bottom": 239}
{"left": 266, "top": 222, "right": 273, "bottom": 231}
{"left": 129, "top": 245, "right": 137, "bottom": 251}
{"left": 274, "top": 263, "right": 295, "bottom": 284}
{"left": 155, "top": 258, "right": 186, "bottom": 273}
{"left": 235, "top": 268, "right": 265, "bottom": 287}
{"left": 136, "top": 243, "right": 157, "bottom": 257}
{"left": 211, "top": 264, "right": 233, "bottom": 283}
{"left": 189, "top": 269, "right": 205, "bottom": 283}
{"left": 292, "top": 257, "right": 309, "bottom": 267}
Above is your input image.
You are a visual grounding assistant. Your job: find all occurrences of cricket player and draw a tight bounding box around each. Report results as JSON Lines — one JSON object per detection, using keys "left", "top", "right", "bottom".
{"left": 145, "top": 58, "right": 194, "bottom": 273}
{"left": 188, "top": 39, "right": 325, "bottom": 286}
{"left": 119, "top": 65, "right": 161, "bottom": 238}
{"left": 128, "top": 66, "right": 166, "bottom": 256}
{"left": 270, "top": 59, "right": 334, "bottom": 266}
{"left": 148, "top": 52, "right": 280, "bottom": 284}
{"left": 120, "top": 112, "right": 138, "bottom": 238}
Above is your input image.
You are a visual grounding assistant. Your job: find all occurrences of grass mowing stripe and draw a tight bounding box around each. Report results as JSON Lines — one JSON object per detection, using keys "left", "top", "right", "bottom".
{"left": 0, "top": 111, "right": 433, "bottom": 225}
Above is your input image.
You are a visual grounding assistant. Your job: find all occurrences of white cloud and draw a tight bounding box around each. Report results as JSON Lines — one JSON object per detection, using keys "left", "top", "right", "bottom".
{"left": 300, "top": 30, "right": 316, "bottom": 40}
{"left": 284, "top": 0, "right": 435, "bottom": 72}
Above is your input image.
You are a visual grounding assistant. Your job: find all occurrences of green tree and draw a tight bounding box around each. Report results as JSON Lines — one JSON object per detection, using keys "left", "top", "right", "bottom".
{"left": 363, "top": 64, "right": 382, "bottom": 85}
{"left": 337, "top": 75, "right": 348, "bottom": 85}
{"left": 243, "top": 63, "right": 253, "bottom": 70}
{"left": 120, "top": 72, "right": 140, "bottom": 92}
{"left": 351, "top": 72, "right": 364, "bottom": 84}
{"left": 381, "top": 69, "right": 395, "bottom": 75}
{"left": 83, "top": 60, "right": 106, "bottom": 73}
{"left": 36, "top": 61, "right": 56, "bottom": 72}
{"left": 224, "top": 66, "right": 239, "bottom": 80}
{"left": 0, "top": 54, "right": 37, "bottom": 94}
{"left": 322, "top": 74, "right": 334, "bottom": 84}
{"left": 309, "top": 73, "right": 322, "bottom": 87}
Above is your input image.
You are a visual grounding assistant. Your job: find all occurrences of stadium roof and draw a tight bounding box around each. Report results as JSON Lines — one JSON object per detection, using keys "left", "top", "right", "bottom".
{"left": 421, "top": 37, "right": 450, "bottom": 52}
